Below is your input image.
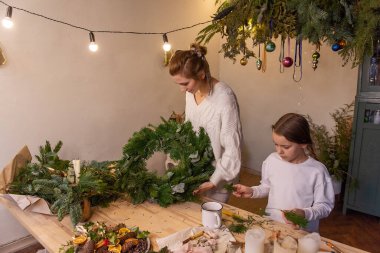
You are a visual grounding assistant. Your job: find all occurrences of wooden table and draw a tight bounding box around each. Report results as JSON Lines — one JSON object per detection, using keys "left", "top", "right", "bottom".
{"left": 0, "top": 196, "right": 368, "bottom": 253}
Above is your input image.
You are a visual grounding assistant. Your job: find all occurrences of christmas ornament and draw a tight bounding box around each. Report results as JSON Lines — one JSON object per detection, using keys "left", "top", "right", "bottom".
{"left": 256, "top": 59, "right": 262, "bottom": 70}
{"left": 265, "top": 41, "right": 276, "bottom": 52}
{"left": 256, "top": 43, "right": 262, "bottom": 70}
{"left": 282, "top": 37, "right": 293, "bottom": 68}
{"left": 261, "top": 46, "right": 267, "bottom": 72}
{"left": 312, "top": 51, "right": 320, "bottom": 71}
{"left": 282, "top": 56, "right": 293, "bottom": 68}
{"left": 331, "top": 43, "right": 341, "bottom": 52}
{"left": 279, "top": 37, "right": 285, "bottom": 73}
{"left": 293, "top": 38, "right": 302, "bottom": 82}
{"left": 0, "top": 46, "right": 6, "bottom": 65}
{"left": 240, "top": 57, "right": 248, "bottom": 66}
{"left": 338, "top": 39, "right": 346, "bottom": 48}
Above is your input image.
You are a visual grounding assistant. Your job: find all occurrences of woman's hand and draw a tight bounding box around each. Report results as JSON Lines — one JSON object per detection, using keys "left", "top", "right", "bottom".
{"left": 193, "top": 181, "right": 215, "bottom": 195}
{"left": 232, "top": 184, "right": 253, "bottom": 198}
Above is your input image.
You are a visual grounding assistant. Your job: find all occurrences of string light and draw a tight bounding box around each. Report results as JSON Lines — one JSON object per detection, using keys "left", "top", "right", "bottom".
{"left": 2, "top": 6, "right": 13, "bottom": 29}
{"left": 0, "top": 1, "right": 212, "bottom": 54}
{"left": 162, "top": 33, "right": 171, "bottom": 52}
{"left": 88, "top": 32, "right": 98, "bottom": 52}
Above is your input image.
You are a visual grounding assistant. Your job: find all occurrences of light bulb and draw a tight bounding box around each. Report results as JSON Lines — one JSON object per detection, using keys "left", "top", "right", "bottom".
{"left": 89, "top": 42, "right": 98, "bottom": 52}
{"left": 2, "top": 17, "right": 13, "bottom": 28}
{"left": 88, "top": 32, "right": 98, "bottom": 52}
{"left": 163, "top": 42, "right": 172, "bottom": 52}
{"left": 162, "top": 33, "right": 172, "bottom": 52}
{"left": 2, "top": 6, "right": 13, "bottom": 29}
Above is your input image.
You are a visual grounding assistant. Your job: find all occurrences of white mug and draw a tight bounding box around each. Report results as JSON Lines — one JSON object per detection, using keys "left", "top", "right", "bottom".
{"left": 245, "top": 226, "right": 265, "bottom": 253}
{"left": 201, "top": 201, "right": 222, "bottom": 229}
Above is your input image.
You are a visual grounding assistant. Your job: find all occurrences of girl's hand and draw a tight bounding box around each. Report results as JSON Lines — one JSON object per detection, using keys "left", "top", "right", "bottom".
{"left": 232, "top": 184, "right": 253, "bottom": 198}
{"left": 282, "top": 208, "right": 305, "bottom": 230}
{"left": 193, "top": 181, "right": 215, "bottom": 195}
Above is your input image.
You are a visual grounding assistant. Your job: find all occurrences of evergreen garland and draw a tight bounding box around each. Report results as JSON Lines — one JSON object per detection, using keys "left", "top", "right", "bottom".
{"left": 197, "top": 0, "right": 380, "bottom": 66}
{"left": 9, "top": 119, "right": 215, "bottom": 224}
{"left": 9, "top": 141, "right": 122, "bottom": 225}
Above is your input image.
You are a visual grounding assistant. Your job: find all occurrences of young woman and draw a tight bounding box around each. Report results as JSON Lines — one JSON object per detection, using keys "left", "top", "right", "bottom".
{"left": 169, "top": 43, "right": 242, "bottom": 203}
{"left": 233, "top": 113, "right": 334, "bottom": 232}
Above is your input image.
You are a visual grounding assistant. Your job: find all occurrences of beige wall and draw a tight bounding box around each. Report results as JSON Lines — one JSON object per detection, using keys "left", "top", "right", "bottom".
{"left": 0, "top": 0, "right": 218, "bottom": 246}
{"left": 0, "top": 0, "right": 359, "bottom": 246}
{"left": 219, "top": 39, "right": 358, "bottom": 172}
{"left": 0, "top": 0, "right": 219, "bottom": 166}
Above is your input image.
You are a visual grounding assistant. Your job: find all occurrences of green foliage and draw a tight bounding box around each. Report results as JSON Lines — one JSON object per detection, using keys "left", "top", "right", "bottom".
{"left": 307, "top": 102, "right": 356, "bottom": 183}
{"left": 223, "top": 183, "right": 235, "bottom": 193}
{"left": 228, "top": 223, "right": 248, "bottom": 233}
{"left": 9, "top": 141, "right": 121, "bottom": 226}
{"left": 117, "top": 119, "right": 215, "bottom": 207}
{"left": 227, "top": 214, "right": 256, "bottom": 233}
{"left": 283, "top": 211, "right": 308, "bottom": 228}
{"left": 9, "top": 119, "right": 215, "bottom": 224}
{"left": 35, "top": 140, "right": 70, "bottom": 172}
{"left": 197, "top": 0, "right": 380, "bottom": 66}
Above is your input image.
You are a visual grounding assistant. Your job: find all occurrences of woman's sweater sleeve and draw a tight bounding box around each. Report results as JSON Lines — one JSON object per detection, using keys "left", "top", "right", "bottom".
{"left": 209, "top": 102, "right": 242, "bottom": 186}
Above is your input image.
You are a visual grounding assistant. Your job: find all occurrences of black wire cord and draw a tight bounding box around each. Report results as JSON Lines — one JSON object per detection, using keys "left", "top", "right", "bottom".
{"left": 0, "top": 1, "right": 212, "bottom": 35}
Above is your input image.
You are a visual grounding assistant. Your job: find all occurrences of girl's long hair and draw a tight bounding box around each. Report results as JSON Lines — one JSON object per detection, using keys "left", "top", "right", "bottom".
{"left": 272, "top": 113, "right": 317, "bottom": 159}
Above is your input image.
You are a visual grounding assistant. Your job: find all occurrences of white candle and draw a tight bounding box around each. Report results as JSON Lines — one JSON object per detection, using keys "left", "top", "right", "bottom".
{"left": 245, "top": 226, "right": 265, "bottom": 253}
{"left": 72, "top": 160, "right": 81, "bottom": 183}
{"left": 297, "top": 233, "right": 320, "bottom": 253}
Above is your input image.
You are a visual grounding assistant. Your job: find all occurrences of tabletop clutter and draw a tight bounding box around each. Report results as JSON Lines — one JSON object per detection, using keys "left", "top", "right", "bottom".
{"left": 156, "top": 201, "right": 323, "bottom": 253}
{"left": 0, "top": 145, "right": 342, "bottom": 253}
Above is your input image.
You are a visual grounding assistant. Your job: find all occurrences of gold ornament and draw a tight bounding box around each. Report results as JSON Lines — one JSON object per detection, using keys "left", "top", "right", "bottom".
{"left": 338, "top": 39, "right": 346, "bottom": 48}
{"left": 240, "top": 57, "right": 248, "bottom": 66}
{"left": 256, "top": 59, "right": 262, "bottom": 70}
{"left": 0, "top": 46, "right": 6, "bottom": 65}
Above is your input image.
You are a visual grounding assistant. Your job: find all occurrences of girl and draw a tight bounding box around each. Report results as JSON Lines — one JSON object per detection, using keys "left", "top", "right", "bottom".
{"left": 233, "top": 113, "right": 334, "bottom": 232}
{"left": 169, "top": 43, "right": 242, "bottom": 203}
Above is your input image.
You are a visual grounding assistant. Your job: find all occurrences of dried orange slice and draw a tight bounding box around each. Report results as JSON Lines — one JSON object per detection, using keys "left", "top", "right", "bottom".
{"left": 118, "top": 227, "right": 131, "bottom": 234}
{"left": 108, "top": 244, "right": 122, "bottom": 253}
{"left": 73, "top": 235, "right": 87, "bottom": 245}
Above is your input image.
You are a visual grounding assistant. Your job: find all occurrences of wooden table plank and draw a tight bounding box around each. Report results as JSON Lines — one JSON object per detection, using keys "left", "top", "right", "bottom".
{"left": 0, "top": 196, "right": 368, "bottom": 253}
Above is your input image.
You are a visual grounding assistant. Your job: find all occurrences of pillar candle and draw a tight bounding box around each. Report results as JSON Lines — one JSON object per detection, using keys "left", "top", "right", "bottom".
{"left": 72, "top": 160, "right": 81, "bottom": 183}
{"left": 297, "top": 233, "right": 320, "bottom": 253}
{"left": 245, "top": 226, "right": 265, "bottom": 253}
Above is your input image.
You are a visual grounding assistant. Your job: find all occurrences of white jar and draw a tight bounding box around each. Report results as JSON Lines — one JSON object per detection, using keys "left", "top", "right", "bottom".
{"left": 374, "top": 110, "right": 380, "bottom": 124}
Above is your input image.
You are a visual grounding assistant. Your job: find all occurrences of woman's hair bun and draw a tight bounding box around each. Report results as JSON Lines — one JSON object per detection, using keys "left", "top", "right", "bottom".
{"left": 190, "top": 43, "right": 207, "bottom": 57}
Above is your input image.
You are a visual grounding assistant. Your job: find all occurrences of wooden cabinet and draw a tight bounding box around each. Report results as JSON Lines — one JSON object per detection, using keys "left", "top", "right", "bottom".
{"left": 343, "top": 54, "right": 380, "bottom": 217}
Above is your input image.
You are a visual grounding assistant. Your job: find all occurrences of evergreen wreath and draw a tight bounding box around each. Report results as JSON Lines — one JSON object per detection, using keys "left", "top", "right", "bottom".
{"left": 116, "top": 118, "right": 215, "bottom": 207}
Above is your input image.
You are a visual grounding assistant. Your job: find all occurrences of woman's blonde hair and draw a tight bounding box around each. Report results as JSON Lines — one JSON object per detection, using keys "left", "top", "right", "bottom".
{"left": 169, "top": 43, "right": 211, "bottom": 84}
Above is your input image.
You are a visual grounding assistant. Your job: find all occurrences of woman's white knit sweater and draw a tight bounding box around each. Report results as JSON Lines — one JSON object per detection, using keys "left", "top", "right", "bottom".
{"left": 185, "top": 82, "right": 242, "bottom": 187}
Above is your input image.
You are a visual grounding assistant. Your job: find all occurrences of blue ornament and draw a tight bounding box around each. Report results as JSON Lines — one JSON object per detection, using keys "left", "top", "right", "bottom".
{"left": 331, "top": 43, "right": 341, "bottom": 52}
{"left": 265, "top": 41, "right": 276, "bottom": 52}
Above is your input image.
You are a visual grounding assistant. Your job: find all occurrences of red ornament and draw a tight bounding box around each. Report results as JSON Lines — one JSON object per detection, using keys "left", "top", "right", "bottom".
{"left": 282, "top": 57, "right": 293, "bottom": 68}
